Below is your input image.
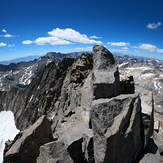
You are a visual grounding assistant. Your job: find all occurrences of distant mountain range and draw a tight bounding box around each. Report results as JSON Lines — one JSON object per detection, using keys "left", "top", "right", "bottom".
{"left": 0, "top": 52, "right": 81, "bottom": 91}
{"left": 0, "top": 50, "right": 163, "bottom": 113}
{"left": 1, "top": 50, "right": 160, "bottom": 66}
{"left": 113, "top": 52, "right": 150, "bottom": 60}
{"left": 0, "top": 52, "right": 82, "bottom": 65}
{"left": 0, "top": 55, "right": 41, "bottom": 65}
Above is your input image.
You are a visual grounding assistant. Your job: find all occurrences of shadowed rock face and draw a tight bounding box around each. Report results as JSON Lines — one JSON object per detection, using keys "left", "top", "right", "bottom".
{"left": 0, "top": 58, "right": 75, "bottom": 130}
{"left": 2, "top": 45, "right": 155, "bottom": 163}
{"left": 91, "top": 94, "right": 142, "bottom": 163}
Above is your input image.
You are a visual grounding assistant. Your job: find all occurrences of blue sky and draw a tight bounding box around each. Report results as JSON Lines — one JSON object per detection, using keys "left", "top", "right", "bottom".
{"left": 0, "top": 0, "right": 163, "bottom": 61}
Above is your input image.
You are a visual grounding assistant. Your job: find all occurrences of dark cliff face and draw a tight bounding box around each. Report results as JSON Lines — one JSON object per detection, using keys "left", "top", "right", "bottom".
{"left": 0, "top": 52, "right": 81, "bottom": 91}
{"left": 0, "top": 57, "right": 75, "bottom": 129}
{"left": 0, "top": 53, "right": 93, "bottom": 130}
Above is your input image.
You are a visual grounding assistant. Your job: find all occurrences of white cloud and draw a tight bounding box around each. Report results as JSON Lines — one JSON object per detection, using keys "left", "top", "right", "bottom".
{"left": 0, "top": 29, "right": 15, "bottom": 37}
{"left": 73, "top": 46, "right": 92, "bottom": 51}
{"left": 22, "top": 28, "right": 102, "bottom": 46}
{"left": 2, "top": 29, "right": 7, "bottom": 33}
{"left": 90, "top": 36, "right": 101, "bottom": 39}
{"left": 134, "top": 49, "right": 140, "bottom": 53}
{"left": 7, "top": 44, "right": 15, "bottom": 47}
{"left": 133, "top": 43, "right": 163, "bottom": 53}
{"left": 22, "top": 40, "right": 33, "bottom": 45}
{"left": 107, "top": 42, "right": 130, "bottom": 46}
{"left": 34, "top": 37, "right": 72, "bottom": 45}
{"left": 0, "top": 42, "right": 7, "bottom": 47}
{"left": 22, "top": 37, "right": 72, "bottom": 46}
{"left": 0, "top": 33, "right": 15, "bottom": 38}
{"left": 138, "top": 43, "right": 157, "bottom": 51}
{"left": 157, "top": 49, "right": 163, "bottom": 53}
{"left": 48, "top": 28, "right": 102, "bottom": 44}
{"left": 9, "top": 48, "right": 16, "bottom": 51}
{"left": 147, "top": 22, "right": 161, "bottom": 29}
{"left": 131, "top": 46, "right": 138, "bottom": 48}
{"left": 110, "top": 49, "right": 128, "bottom": 52}
{"left": 4, "top": 34, "right": 15, "bottom": 38}
{"left": 122, "top": 47, "right": 129, "bottom": 50}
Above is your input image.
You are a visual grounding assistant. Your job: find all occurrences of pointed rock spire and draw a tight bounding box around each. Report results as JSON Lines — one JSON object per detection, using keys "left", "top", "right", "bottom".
{"left": 93, "top": 45, "right": 115, "bottom": 70}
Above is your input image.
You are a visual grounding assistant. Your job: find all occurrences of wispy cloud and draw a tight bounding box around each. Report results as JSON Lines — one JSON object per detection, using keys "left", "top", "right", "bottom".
{"left": 107, "top": 41, "right": 163, "bottom": 54}
{"left": 138, "top": 43, "right": 157, "bottom": 51}
{"left": 157, "top": 49, "right": 163, "bottom": 53}
{"left": 7, "top": 44, "right": 15, "bottom": 47}
{"left": 134, "top": 49, "right": 140, "bottom": 53}
{"left": 122, "top": 47, "right": 129, "bottom": 50}
{"left": 90, "top": 36, "right": 101, "bottom": 39}
{"left": 147, "top": 22, "right": 161, "bottom": 29}
{"left": 3, "top": 34, "right": 15, "bottom": 38}
{"left": 22, "top": 28, "right": 102, "bottom": 45}
{"left": 2, "top": 29, "right": 7, "bottom": 33}
{"left": 0, "top": 29, "right": 15, "bottom": 38}
{"left": 134, "top": 43, "right": 163, "bottom": 53}
{"left": 73, "top": 46, "right": 92, "bottom": 51}
{"left": 107, "top": 42, "right": 130, "bottom": 46}
{"left": 110, "top": 49, "right": 128, "bottom": 52}
{"left": 22, "top": 40, "right": 34, "bottom": 45}
{"left": 131, "top": 46, "right": 138, "bottom": 48}
{"left": 0, "top": 42, "right": 7, "bottom": 47}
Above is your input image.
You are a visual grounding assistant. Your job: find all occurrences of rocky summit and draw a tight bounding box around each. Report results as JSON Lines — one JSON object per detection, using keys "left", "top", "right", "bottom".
{"left": 0, "top": 45, "right": 163, "bottom": 163}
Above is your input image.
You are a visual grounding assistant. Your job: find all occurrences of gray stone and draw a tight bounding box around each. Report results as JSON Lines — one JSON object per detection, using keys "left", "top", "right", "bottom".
{"left": 139, "top": 139, "right": 161, "bottom": 163}
{"left": 91, "top": 94, "right": 143, "bottom": 163}
{"left": 153, "top": 131, "right": 163, "bottom": 154}
{"left": 154, "top": 120, "right": 160, "bottom": 132}
{"left": 81, "top": 73, "right": 93, "bottom": 111}
{"left": 92, "top": 45, "right": 120, "bottom": 99}
{"left": 120, "top": 72, "right": 135, "bottom": 94}
{"left": 4, "top": 115, "right": 53, "bottom": 163}
{"left": 93, "top": 45, "right": 115, "bottom": 70}
{"left": 140, "top": 92, "right": 154, "bottom": 147}
{"left": 56, "top": 107, "right": 91, "bottom": 162}
{"left": 37, "top": 140, "right": 73, "bottom": 163}
{"left": 82, "top": 130, "right": 94, "bottom": 163}
{"left": 56, "top": 107, "right": 90, "bottom": 146}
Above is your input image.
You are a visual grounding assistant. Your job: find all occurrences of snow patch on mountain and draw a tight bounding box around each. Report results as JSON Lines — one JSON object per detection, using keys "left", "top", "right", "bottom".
{"left": 139, "top": 73, "right": 155, "bottom": 79}
{"left": 19, "top": 65, "right": 35, "bottom": 85}
{"left": 0, "top": 111, "right": 19, "bottom": 163}
{"left": 118, "top": 62, "right": 128, "bottom": 68}
{"left": 153, "top": 78, "right": 162, "bottom": 93}
{"left": 125, "top": 66, "right": 153, "bottom": 73}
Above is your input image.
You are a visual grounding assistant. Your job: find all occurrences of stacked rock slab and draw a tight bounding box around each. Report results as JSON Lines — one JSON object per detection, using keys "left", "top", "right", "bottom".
{"left": 92, "top": 45, "right": 120, "bottom": 99}
{"left": 91, "top": 45, "right": 140, "bottom": 163}
{"left": 140, "top": 92, "right": 154, "bottom": 147}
